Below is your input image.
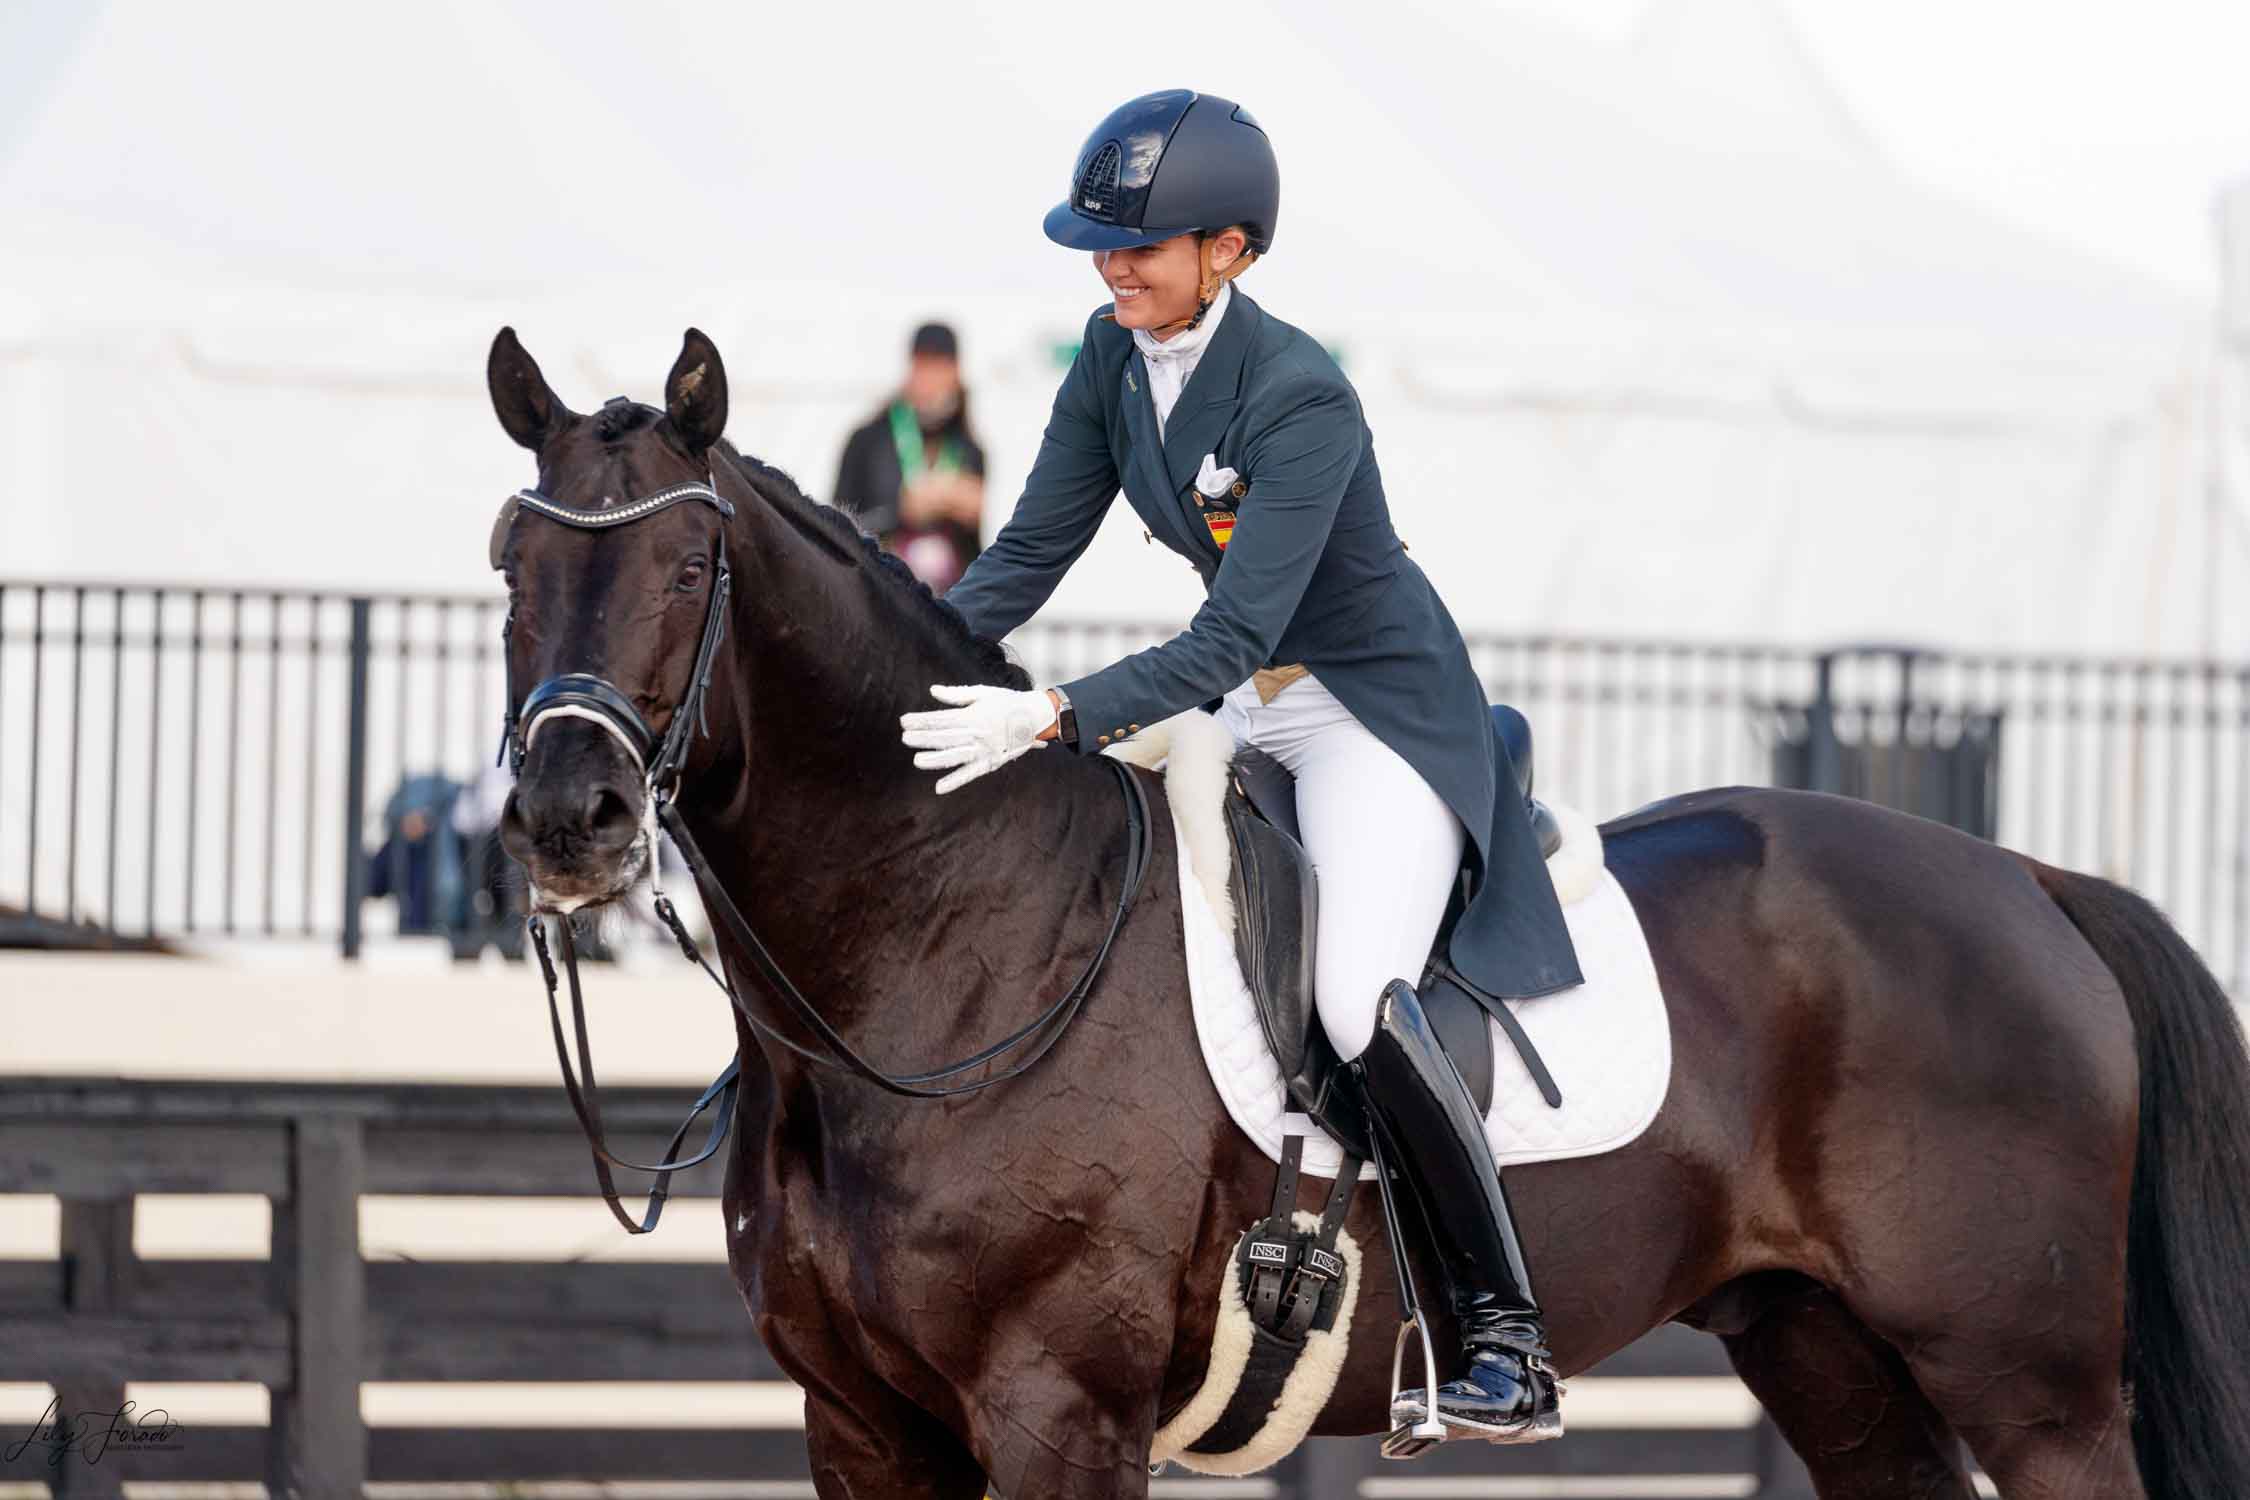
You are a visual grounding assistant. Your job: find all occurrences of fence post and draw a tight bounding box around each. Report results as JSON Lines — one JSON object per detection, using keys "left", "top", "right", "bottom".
{"left": 1806, "top": 650, "right": 1842, "bottom": 795}
{"left": 339, "top": 598, "right": 372, "bottom": 960}
{"left": 53, "top": 1197, "right": 134, "bottom": 1500}
{"left": 267, "top": 1113, "right": 367, "bottom": 1496}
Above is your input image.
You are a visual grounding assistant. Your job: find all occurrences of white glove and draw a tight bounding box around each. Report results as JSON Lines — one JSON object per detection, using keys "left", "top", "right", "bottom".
{"left": 899, "top": 684, "right": 1057, "bottom": 794}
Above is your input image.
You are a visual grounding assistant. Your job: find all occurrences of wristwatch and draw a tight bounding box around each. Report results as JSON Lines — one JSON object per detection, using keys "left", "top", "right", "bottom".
{"left": 1050, "top": 685, "right": 1079, "bottom": 748}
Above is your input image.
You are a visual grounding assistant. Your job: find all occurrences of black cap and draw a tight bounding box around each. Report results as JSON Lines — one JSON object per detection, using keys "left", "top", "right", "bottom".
{"left": 1044, "top": 90, "right": 1279, "bottom": 255}
{"left": 909, "top": 322, "right": 959, "bottom": 360}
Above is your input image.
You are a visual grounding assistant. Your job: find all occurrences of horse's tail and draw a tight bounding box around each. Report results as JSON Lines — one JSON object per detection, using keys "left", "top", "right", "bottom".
{"left": 2037, "top": 864, "right": 2250, "bottom": 1498}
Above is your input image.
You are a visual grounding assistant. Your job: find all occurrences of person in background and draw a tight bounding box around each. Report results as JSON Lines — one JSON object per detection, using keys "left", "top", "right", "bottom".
{"left": 448, "top": 762, "right": 527, "bottom": 961}
{"left": 367, "top": 773, "right": 461, "bottom": 935}
{"left": 832, "top": 322, "right": 988, "bottom": 593}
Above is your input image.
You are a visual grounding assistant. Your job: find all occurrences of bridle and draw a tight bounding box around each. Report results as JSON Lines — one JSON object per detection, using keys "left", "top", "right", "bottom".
{"left": 494, "top": 470, "right": 1153, "bottom": 1234}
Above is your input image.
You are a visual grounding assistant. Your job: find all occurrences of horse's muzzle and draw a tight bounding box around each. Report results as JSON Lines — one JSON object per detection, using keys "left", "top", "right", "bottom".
{"left": 499, "top": 722, "right": 647, "bottom": 909}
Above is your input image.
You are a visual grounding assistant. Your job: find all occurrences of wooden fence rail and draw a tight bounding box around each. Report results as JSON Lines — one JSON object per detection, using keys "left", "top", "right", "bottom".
{"left": 0, "top": 1076, "right": 1814, "bottom": 1497}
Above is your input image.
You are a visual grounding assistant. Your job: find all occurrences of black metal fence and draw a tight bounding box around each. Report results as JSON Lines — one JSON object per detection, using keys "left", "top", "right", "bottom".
{"left": 0, "top": 583, "right": 506, "bottom": 950}
{"left": 5, "top": 580, "right": 2248, "bottom": 988}
{"left": 1018, "top": 626, "right": 2250, "bottom": 989}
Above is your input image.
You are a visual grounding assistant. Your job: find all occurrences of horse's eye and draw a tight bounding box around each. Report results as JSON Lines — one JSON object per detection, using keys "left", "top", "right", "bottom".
{"left": 675, "top": 559, "right": 707, "bottom": 593}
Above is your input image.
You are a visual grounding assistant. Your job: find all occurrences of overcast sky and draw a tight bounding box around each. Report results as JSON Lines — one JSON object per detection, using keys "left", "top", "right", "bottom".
{"left": 1525, "top": 0, "right": 2250, "bottom": 300}
{"left": 6, "top": 2, "right": 2243, "bottom": 303}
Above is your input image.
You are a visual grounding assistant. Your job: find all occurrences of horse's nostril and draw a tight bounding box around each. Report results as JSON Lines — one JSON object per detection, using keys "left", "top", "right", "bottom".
{"left": 586, "top": 786, "right": 638, "bottom": 850}
{"left": 495, "top": 778, "right": 637, "bottom": 871}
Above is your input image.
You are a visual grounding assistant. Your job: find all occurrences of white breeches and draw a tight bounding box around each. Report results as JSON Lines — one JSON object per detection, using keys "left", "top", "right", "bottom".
{"left": 1215, "top": 672, "right": 1468, "bottom": 1061}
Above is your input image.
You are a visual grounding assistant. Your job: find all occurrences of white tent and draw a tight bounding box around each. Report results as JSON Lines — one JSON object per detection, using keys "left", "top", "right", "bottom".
{"left": 1, "top": 0, "right": 2234, "bottom": 656}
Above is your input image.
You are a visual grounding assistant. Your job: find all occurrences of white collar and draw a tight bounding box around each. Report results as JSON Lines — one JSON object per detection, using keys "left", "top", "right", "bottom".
{"left": 1131, "top": 282, "right": 1233, "bottom": 367}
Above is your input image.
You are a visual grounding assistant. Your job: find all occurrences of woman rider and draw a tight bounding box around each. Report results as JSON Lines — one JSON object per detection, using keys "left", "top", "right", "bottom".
{"left": 897, "top": 90, "right": 1582, "bottom": 1444}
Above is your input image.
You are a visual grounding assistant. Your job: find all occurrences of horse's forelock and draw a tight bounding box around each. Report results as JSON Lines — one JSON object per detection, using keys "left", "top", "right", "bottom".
{"left": 592, "top": 400, "right": 661, "bottom": 444}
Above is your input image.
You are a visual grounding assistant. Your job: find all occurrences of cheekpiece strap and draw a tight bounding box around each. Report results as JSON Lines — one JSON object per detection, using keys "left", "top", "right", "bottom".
{"left": 512, "top": 481, "right": 734, "bottom": 529}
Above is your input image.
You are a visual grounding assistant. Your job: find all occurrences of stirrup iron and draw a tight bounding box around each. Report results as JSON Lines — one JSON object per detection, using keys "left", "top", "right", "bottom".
{"left": 1389, "top": 1350, "right": 1568, "bottom": 1445}
{"left": 1382, "top": 1312, "right": 1449, "bottom": 1459}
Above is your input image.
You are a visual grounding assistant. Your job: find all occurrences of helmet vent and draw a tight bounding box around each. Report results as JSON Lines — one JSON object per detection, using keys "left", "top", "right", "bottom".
{"left": 1076, "top": 141, "right": 1123, "bottom": 222}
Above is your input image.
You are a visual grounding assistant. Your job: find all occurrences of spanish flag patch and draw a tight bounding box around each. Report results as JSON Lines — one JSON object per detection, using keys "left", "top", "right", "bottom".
{"left": 1203, "top": 509, "right": 1237, "bottom": 551}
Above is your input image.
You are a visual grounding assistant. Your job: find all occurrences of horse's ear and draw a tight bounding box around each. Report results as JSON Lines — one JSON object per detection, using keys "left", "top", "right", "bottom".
{"left": 665, "top": 327, "right": 729, "bottom": 455}
{"left": 488, "top": 327, "right": 571, "bottom": 452}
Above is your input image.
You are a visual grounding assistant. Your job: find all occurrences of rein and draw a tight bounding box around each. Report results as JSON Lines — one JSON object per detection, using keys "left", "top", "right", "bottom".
{"left": 497, "top": 473, "right": 1155, "bottom": 1233}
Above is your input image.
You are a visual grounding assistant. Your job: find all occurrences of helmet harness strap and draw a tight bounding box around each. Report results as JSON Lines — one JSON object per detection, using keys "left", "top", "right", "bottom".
{"left": 1148, "top": 233, "right": 1258, "bottom": 339}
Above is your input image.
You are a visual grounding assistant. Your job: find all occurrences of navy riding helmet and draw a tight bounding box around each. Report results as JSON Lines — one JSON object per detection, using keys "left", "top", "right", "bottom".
{"left": 1043, "top": 90, "right": 1280, "bottom": 255}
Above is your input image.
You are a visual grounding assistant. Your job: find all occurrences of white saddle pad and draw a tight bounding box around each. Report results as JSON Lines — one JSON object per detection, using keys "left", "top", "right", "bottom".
{"left": 1177, "top": 806, "right": 1672, "bottom": 1182}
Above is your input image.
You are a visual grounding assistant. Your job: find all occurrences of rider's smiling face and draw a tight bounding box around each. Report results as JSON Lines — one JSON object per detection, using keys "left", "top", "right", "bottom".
{"left": 1093, "top": 228, "right": 1245, "bottom": 337}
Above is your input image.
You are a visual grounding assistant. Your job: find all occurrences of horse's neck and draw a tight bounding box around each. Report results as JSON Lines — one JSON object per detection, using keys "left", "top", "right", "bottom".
{"left": 686, "top": 745, "right": 1124, "bottom": 1097}
{"left": 717, "top": 461, "right": 981, "bottom": 747}
{"left": 683, "top": 492, "right": 1125, "bottom": 1090}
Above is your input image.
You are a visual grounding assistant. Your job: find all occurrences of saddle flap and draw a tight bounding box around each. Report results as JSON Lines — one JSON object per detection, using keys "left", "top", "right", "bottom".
{"left": 1223, "top": 791, "right": 1376, "bottom": 1154}
{"left": 1225, "top": 794, "right": 1316, "bottom": 1081}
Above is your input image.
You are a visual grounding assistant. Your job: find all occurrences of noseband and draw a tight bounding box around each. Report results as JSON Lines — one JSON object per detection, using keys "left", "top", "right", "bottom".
{"left": 495, "top": 472, "right": 1152, "bottom": 1235}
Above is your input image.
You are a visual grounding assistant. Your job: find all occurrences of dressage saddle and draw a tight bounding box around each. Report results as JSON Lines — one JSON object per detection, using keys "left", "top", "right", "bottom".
{"left": 1226, "top": 706, "right": 1563, "bottom": 1160}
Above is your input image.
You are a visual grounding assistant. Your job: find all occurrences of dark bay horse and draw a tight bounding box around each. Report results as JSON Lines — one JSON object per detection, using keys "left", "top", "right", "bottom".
{"left": 487, "top": 327, "right": 2250, "bottom": 1499}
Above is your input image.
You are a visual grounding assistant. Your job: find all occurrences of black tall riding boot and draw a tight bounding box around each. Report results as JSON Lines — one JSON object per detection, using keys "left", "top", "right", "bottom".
{"left": 1352, "top": 978, "right": 1561, "bottom": 1443}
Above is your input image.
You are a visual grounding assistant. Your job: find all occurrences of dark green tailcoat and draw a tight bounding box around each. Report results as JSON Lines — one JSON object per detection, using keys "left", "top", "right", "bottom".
{"left": 948, "top": 293, "right": 1580, "bottom": 999}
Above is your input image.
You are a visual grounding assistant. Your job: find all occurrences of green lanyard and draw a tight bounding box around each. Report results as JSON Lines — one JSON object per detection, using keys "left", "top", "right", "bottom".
{"left": 888, "top": 401, "right": 962, "bottom": 478}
